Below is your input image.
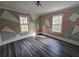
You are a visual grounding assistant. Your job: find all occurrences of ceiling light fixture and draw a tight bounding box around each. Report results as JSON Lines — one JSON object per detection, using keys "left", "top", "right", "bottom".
{"left": 34, "top": 1, "right": 42, "bottom": 6}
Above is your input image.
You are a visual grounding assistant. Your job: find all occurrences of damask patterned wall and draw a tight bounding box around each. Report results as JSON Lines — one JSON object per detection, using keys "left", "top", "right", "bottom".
{"left": 38, "top": 8, "right": 79, "bottom": 42}
{"left": 0, "top": 8, "right": 35, "bottom": 41}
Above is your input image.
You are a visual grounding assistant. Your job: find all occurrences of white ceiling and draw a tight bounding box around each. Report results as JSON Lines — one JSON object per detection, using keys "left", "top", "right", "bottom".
{"left": 0, "top": 1, "right": 79, "bottom": 16}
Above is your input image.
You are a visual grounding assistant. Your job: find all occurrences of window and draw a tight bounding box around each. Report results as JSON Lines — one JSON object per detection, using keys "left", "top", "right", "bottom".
{"left": 52, "top": 15, "right": 63, "bottom": 33}
{"left": 20, "top": 15, "right": 28, "bottom": 32}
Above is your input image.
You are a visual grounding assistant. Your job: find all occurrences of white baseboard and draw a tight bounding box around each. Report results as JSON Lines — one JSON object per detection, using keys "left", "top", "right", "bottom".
{"left": 1, "top": 32, "right": 79, "bottom": 46}
{"left": 0, "top": 33, "right": 33, "bottom": 46}
{"left": 38, "top": 32, "right": 79, "bottom": 46}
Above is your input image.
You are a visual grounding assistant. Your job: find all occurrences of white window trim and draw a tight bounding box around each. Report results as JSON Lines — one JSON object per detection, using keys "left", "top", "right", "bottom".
{"left": 19, "top": 15, "right": 29, "bottom": 33}
{"left": 52, "top": 14, "right": 63, "bottom": 33}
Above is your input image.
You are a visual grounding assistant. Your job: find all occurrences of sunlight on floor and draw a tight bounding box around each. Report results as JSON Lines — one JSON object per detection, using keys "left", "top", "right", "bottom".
{"left": 32, "top": 32, "right": 36, "bottom": 37}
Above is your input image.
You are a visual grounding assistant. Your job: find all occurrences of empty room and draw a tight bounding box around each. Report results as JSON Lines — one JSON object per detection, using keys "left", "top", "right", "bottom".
{"left": 0, "top": 1, "right": 79, "bottom": 57}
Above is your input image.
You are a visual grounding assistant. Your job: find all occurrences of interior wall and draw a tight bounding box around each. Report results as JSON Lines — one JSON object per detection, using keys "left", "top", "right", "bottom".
{"left": 0, "top": 8, "right": 36, "bottom": 44}
{"left": 38, "top": 7, "right": 79, "bottom": 42}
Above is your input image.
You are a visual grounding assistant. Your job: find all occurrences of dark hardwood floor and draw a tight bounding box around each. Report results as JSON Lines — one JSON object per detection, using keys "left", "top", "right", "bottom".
{"left": 0, "top": 35, "right": 79, "bottom": 57}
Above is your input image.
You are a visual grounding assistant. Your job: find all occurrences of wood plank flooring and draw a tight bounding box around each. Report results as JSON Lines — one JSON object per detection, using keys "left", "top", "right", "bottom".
{"left": 0, "top": 35, "right": 79, "bottom": 57}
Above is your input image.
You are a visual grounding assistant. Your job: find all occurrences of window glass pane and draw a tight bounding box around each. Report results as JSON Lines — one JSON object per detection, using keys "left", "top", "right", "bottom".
{"left": 23, "top": 17, "right": 27, "bottom": 23}
{"left": 20, "top": 15, "right": 28, "bottom": 32}
{"left": 20, "top": 16, "right": 28, "bottom": 24}
{"left": 25, "top": 25, "right": 28, "bottom": 31}
{"left": 52, "top": 15, "right": 63, "bottom": 33}
{"left": 53, "top": 15, "right": 62, "bottom": 24}
{"left": 21, "top": 25, "right": 28, "bottom": 32}
{"left": 52, "top": 25, "right": 62, "bottom": 32}
{"left": 20, "top": 17, "right": 23, "bottom": 24}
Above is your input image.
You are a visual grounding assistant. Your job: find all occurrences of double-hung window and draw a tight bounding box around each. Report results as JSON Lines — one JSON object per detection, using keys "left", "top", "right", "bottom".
{"left": 52, "top": 15, "right": 63, "bottom": 33}
{"left": 20, "top": 15, "right": 28, "bottom": 33}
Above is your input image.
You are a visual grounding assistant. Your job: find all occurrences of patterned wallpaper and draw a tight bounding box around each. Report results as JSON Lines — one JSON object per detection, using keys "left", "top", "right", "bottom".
{"left": 38, "top": 8, "right": 79, "bottom": 42}
{"left": 0, "top": 8, "right": 35, "bottom": 41}
{"left": 0, "top": 7, "right": 79, "bottom": 43}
